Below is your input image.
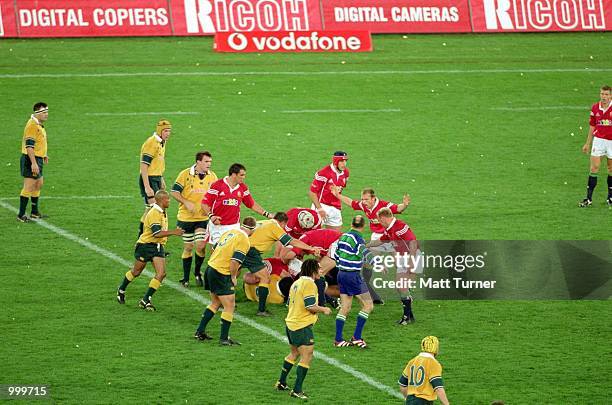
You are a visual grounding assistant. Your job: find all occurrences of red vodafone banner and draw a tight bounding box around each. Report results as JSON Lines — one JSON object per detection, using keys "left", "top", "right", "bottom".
{"left": 319, "top": 0, "right": 471, "bottom": 33}
{"left": 471, "top": 0, "right": 611, "bottom": 32}
{"left": 214, "top": 30, "right": 372, "bottom": 52}
{"left": 0, "top": 0, "right": 172, "bottom": 37}
{"left": 169, "top": 0, "right": 322, "bottom": 35}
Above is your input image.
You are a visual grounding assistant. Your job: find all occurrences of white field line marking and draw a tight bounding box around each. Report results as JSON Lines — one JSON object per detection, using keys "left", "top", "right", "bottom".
{"left": 0, "top": 200, "right": 402, "bottom": 400}
{"left": 490, "top": 106, "right": 587, "bottom": 111}
{"left": 0, "top": 195, "right": 133, "bottom": 201}
{"left": 85, "top": 112, "right": 200, "bottom": 116}
{"left": 0, "top": 68, "right": 610, "bottom": 79}
{"left": 281, "top": 109, "right": 401, "bottom": 114}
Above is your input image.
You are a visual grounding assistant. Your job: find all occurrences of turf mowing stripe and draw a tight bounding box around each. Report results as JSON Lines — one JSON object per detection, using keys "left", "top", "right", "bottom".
{"left": 0, "top": 200, "right": 403, "bottom": 400}
{"left": 85, "top": 112, "right": 200, "bottom": 116}
{"left": 0, "top": 68, "right": 610, "bottom": 79}
{"left": 490, "top": 106, "right": 587, "bottom": 111}
{"left": 0, "top": 195, "right": 133, "bottom": 200}
{"left": 281, "top": 109, "right": 401, "bottom": 113}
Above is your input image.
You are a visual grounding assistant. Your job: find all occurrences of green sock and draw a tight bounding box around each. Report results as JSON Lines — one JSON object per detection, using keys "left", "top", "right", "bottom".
{"left": 220, "top": 318, "right": 232, "bottom": 340}
{"left": 30, "top": 196, "right": 39, "bottom": 214}
{"left": 142, "top": 287, "right": 157, "bottom": 302}
{"left": 294, "top": 365, "right": 309, "bottom": 393}
{"left": 18, "top": 196, "right": 29, "bottom": 217}
{"left": 119, "top": 277, "right": 131, "bottom": 291}
{"left": 196, "top": 308, "right": 215, "bottom": 333}
{"left": 194, "top": 254, "right": 205, "bottom": 276}
{"left": 182, "top": 257, "right": 193, "bottom": 281}
{"left": 279, "top": 360, "right": 294, "bottom": 384}
{"left": 258, "top": 285, "right": 269, "bottom": 312}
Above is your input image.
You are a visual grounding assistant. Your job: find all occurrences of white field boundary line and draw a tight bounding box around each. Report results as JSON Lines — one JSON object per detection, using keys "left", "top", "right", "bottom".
{"left": 0, "top": 200, "right": 402, "bottom": 400}
{"left": 0, "top": 195, "right": 133, "bottom": 201}
{"left": 85, "top": 112, "right": 200, "bottom": 116}
{"left": 490, "top": 106, "right": 587, "bottom": 111}
{"left": 0, "top": 68, "right": 611, "bottom": 79}
{"left": 281, "top": 109, "right": 401, "bottom": 113}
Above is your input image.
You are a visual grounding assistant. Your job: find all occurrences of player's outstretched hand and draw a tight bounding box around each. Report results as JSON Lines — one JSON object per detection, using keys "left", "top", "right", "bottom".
{"left": 311, "top": 247, "right": 322, "bottom": 257}
{"left": 174, "top": 228, "right": 185, "bottom": 236}
{"left": 403, "top": 194, "right": 411, "bottom": 206}
{"left": 321, "top": 307, "right": 332, "bottom": 315}
{"left": 581, "top": 143, "right": 589, "bottom": 154}
{"left": 211, "top": 215, "right": 221, "bottom": 225}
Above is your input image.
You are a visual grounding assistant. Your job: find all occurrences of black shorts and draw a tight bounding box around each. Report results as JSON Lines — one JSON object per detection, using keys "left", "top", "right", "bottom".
{"left": 205, "top": 266, "right": 235, "bottom": 296}
{"left": 406, "top": 395, "right": 433, "bottom": 405}
{"left": 176, "top": 220, "right": 209, "bottom": 234}
{"left": 242, "top": 247, "right": 267, "bottom": 273}
{"left": 286, "top": 325, "right": 314, "bottom": 347}
{"left": 138, "top": 176, "right": 163, "bottom": 204}
{"left": 20, "top": 154, "right": 44, "bottom": 179}
{"left": 134, "top": 243, "right": 165, "bottom": 262}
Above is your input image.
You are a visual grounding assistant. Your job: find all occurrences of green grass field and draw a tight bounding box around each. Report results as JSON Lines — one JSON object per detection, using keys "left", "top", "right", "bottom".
{"left": 0, "top": 33, "right": 611, "bottom": 404}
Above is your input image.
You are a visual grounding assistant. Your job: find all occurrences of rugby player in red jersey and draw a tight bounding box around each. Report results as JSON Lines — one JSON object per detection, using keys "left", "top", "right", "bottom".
{"left": 201, "top": 163, "right": 274, "bottom": 245}
{"left": 308, "top": 151, "right": 349, "bottom": 230}
{"left": 580, "top": 85, "right": 612, "bottom": 207}
{"left": 370, "top": 208, "right": 421, "bottom": 325}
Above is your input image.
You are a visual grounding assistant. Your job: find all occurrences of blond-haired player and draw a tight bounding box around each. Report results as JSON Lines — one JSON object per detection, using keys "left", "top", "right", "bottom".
{"left": 398, "top": 336, "right": 450, "bottom": 405}
{"left": 171, "top": 151, "right": 217, "bottom": 287}
{"left": 138, "top": 119, "right": 171, "bottom": 235}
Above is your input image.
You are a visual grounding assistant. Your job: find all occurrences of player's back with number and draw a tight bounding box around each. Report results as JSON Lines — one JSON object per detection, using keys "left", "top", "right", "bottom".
{"left": 401, "top": 354, "right": 443, "bottom": 403}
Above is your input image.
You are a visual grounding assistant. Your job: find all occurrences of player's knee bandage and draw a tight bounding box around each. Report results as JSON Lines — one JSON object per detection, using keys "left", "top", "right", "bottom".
{"left": 149, "top": 279, "right": 161, "bottom": 290}
{"left": 181, "top": 250, "right": 193, "bottom": 259}
{"left": 125, "top": 271, "right": 135, "bottom": 281}
{"left": 20, "top": 189, "right": 32, "bottom": 198}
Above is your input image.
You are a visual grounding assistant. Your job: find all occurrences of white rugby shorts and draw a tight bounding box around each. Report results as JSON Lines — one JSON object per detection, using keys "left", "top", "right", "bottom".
{"left": 312, "top": 203, "right": 343, "bottom": 227}
{"left": 207, "top": 222, "right": 240, "bottom": 245}
{"left": 591, "top": 137, "right": 612, "bottom": 158}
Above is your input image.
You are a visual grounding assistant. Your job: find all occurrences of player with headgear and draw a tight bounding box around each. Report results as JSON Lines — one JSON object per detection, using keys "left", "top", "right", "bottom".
{"left": 308, "top": 151, "right": 349, "bottom": 230}
{"left": 398, "top": 336, "right": 450, "bottom": 405}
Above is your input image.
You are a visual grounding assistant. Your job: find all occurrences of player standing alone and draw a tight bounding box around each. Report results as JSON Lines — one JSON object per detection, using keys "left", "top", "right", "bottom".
{"left": 398, "top": 336, "right": 450, "bottom": 405}
{"left": 579, "top": 85, "right": 612, "bottom": 207}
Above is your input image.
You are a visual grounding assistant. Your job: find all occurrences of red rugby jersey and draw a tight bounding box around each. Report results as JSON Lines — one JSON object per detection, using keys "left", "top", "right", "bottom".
{"left": 201, "top": 177, "right": 255, "bottom": 225}
{"left": 292, "top": 229, "right": 342, "bottom": 257}
{"left": 590, "top": 102, "right": 612, "bottom": 140}
{"left": 310, "top": 164, "right": 349, "bottom": 209}
{"left": 285, "top": 207, "right": 323, "bottom": 239}
{"left": 351, "top": 198, "right": 399, "bottom": 234}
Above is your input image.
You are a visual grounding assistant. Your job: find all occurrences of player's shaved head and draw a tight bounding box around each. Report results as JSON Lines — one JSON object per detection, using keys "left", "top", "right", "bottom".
{"left": 154, "top": 190, "right": 169, "bottom": 202}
